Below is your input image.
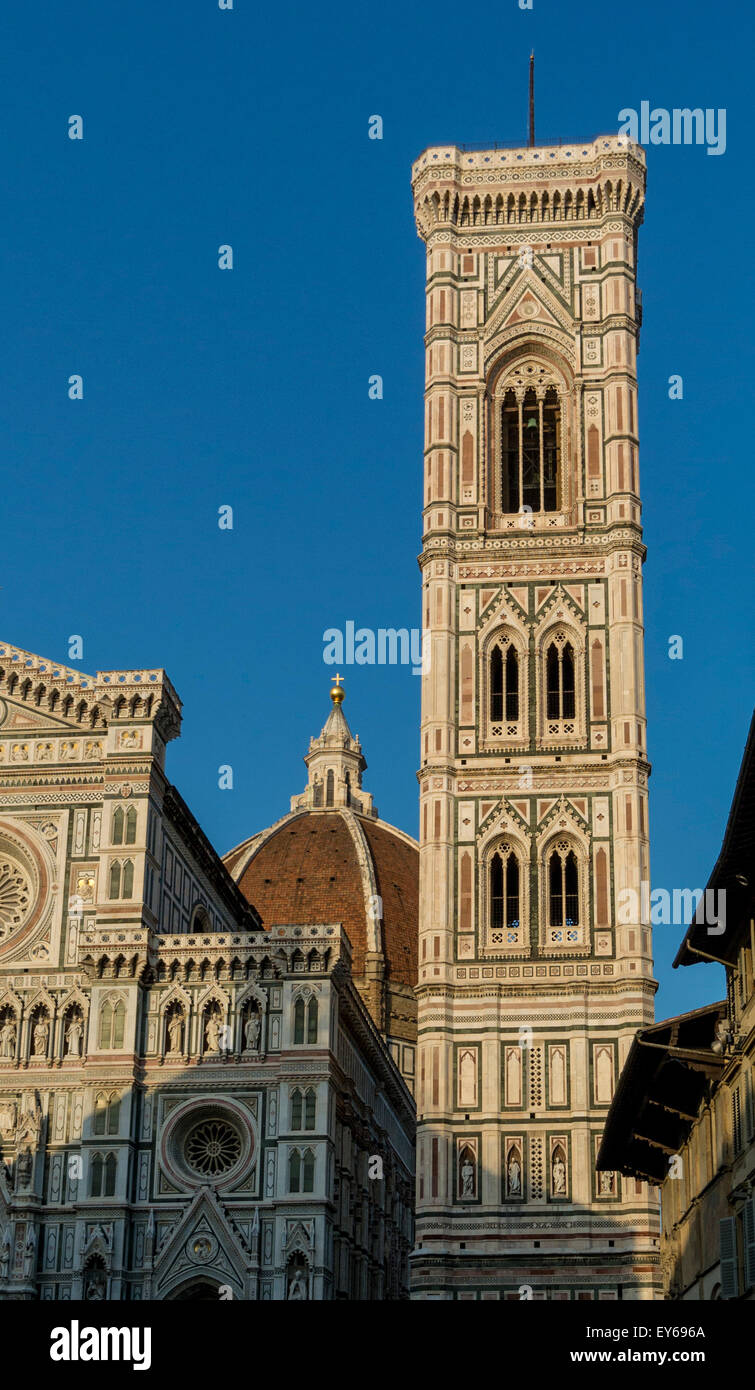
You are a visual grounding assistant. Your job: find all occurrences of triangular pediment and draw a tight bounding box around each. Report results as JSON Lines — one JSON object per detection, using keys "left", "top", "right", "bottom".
{"left": 486, "top": 267, "right": 574, "bottom": 339}
{"left": 0, "top": 699, "right": 82, "bottom": 735}
{"left": 534, "top": 583, "right": 584, "bottom": 632}
{"left": 538, "top": 795, "right": 591, "bottom": 839}
{"left": 152, "top": 1186, "right": 249, "bottom": 1297}
{"left": 477, "top": 798, "right": 530, "bottom": 843}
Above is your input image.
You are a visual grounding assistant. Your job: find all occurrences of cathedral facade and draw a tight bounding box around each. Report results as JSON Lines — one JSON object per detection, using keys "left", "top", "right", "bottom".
{"left": 410, "top": 135, "right": 661, "bottom": 1298}
{"left": 0, "top": 648, "right": 415, "bottom": 1299}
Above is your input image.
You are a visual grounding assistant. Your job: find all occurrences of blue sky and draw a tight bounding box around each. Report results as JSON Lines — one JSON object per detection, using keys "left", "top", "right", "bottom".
{"left": 1, "top": 0, "right": 752, "bottom": 1017}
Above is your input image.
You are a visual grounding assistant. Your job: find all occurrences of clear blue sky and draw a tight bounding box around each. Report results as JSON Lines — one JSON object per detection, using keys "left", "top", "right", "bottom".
{"left": 2, "top": 0, "right": 752, "bottom": 1018}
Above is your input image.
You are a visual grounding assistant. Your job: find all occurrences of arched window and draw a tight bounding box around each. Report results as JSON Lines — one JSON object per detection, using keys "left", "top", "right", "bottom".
{"left": 121, "top": 860, "right": 134, "bottom": 897}
{"left": 289, "top": 1148, "right": 302, "bottom": 1192}
{"left": 326, "top": 770, "right": 335, "bottom": 806}
{"left": 546, "top": 638, "right": 575, "bottom": 720}
{"left": 108, "top": 861, "right": 121, "bottom": 899}
{"left": 490, "top": 848, "right": 520, "bottom": 937}
{"left": 93, "top": 1092, "right": 108, "bottom": 1136}
{"left": 291, "top": 1088, "right": 303, "bottom": 1129}
{"left": 107, "top": 1094, "right": 120, "bottom": 1134}
{"left": 307, "top": 997, "right": 318, "bottom": 1044}
{"left": 501, "top": 386, "right": 561, "bottom": 514}
{"left": 90, "top": 1153, "right": 103, "bottom": 1197}
{"left": 302, "top": 1148, "right": 315, "bottom": 1193}
{"left": 490, "top": 645, "right": 503, "bottom": 721}
{"left": 548, "top": 845, "right": 580, "bottom": 928}
{"left": 112, "top": 807, "right": 124, "bottom": 845}
{"left": 293, "top": 998, "right": 305, "bottom": 1045}
{"left": 125, "top": 807, "right": 137, "bottom": 845}
{"left": 104, "top": 1153, "right": 117, "bottom": 1197}
{"left": 98, "top": 1002, "right": 113, "bottom": 1049}
{"left": 98, "top": 999, "right": 126, "bottom": 1050}
{"left": 304, "top": 1089, "right": 316, "bottom": 1130}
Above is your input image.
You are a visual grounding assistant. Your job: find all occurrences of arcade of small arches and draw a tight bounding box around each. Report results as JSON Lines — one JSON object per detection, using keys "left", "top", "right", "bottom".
{"left": 417, "top": 176, "right": 643, "bottom": 230}
{"left": 0, "top": 995, "right": 90, "bottom": 1063}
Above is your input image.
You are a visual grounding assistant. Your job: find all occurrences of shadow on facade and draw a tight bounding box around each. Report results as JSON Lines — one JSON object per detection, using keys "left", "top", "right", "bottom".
{"left": 411, "top": 1122, "right": 661, "bottom": 1299}
{"left": 0, "top": 991, "right": 413, "bottom": 1302}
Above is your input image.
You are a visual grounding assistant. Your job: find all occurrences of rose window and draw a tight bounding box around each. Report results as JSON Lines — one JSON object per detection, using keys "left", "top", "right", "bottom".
{"left": 0, "top": 858, "right": 31, "bottom": 939}
{"left": 184, "top": 1118, "right": 242, "bottom": 1177}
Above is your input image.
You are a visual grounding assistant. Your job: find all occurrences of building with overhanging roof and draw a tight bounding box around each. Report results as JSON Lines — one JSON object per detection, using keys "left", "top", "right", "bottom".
{"left": 598, "top": 711, "right": 755, "bottom": 1299}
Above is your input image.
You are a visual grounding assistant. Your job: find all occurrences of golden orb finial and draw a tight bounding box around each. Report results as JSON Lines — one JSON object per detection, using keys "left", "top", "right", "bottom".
{"left": 330, "top": 672, "right": 345, "bottom": 706}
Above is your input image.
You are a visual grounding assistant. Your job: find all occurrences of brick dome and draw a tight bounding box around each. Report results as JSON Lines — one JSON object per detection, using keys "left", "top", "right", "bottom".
{"left": 224, "top": 809, "right": 418, "bottom": 989}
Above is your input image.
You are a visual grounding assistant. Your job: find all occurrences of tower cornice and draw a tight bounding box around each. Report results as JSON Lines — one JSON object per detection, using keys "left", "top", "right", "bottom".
{"left": 412, "top": 136, "right": 646, "bottom": 243}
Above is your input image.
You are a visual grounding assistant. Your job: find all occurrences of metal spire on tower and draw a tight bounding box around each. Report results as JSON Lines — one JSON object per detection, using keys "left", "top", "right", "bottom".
{"left": 528, "top": 51, "right": 535, "bottom": 147}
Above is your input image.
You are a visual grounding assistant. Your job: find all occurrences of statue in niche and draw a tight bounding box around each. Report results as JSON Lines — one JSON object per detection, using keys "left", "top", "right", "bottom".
{"left": 167, "top": 1012, "right": 184, "bottom": 1054}
{"left": 460, "top": 1149, "right": 476, "bottom": 1199}
{"left": 0, "top": 1102, "right": 16, "bottom": 1136}
{"left": 0, "top": 1017, "right": 16, "bottom": 1058}
{"left": 84, "top": 1264, "right": 106, "bottom": 1300}
{"left": 507, "top": 1151, "right": 521, "bottom": 1196}
{"left": 16, "top": 1147, "right": 33, "bottom": 1190}
{"left": 552, "top": 1151, "right": 566, "bottom": 1195}
{"left": 23, "top": 1227, "right": 37, "bottom": 1278}
{"left": 600, "top": 1170, "right": 615, "bottom": 1195}
{"left": 32, "top": 1016, "right": 49, "bottom": 1057}
{"left": 65, "top": 1013, "right": 83, "bottom": 1057}
{"left": 288, "top": 1268, "right": 307, "bottom": 1300}
{"left": 244, "top": 1009, "right": 261, "bottom": 1052}
{"left": 16, "top": 1094, "right": 42, "bottom": 1145}
{"left": 0, "top": 1227, "right": 11, "bottom": 1277}
{"left": 204, "top": 1011, "right": 222, "bottom": 1053}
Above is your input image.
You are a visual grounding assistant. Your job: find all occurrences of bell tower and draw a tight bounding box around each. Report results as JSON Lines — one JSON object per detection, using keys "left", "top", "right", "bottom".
{"left": 410, "top": 134, "right": 661, "bottom": 1299}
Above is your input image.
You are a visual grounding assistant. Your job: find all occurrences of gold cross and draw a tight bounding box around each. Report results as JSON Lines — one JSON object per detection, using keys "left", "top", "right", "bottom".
{"left": 332, "top": 672, "right": 344, "bottom": 687}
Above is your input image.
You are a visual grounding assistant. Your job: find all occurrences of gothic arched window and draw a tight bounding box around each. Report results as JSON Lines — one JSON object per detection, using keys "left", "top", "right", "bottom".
{"left": 548, "top": 845, "right": 580, "bottom": 928}
{"left": 302, "top": 1148, "right": 315, "bottom": 1192}
{"left": 289, "top": 1148, "right": 302, "bottom": 1192}
{"left": 304, "top": 1088, "right": 316, "bottom": 1130}
{"left": 490, "top": 643, "right": 520, "bottom": 724}
{"left": 98, "top": 999, "right": 126, "bottom": 1050}
{"left": 291, "top": 1088, "right": 303, "bottom": 1129}
{"left": 121, "top": 860, "right": 134, "bottom": 898}
{"left": 104, "top": 1153, "right": 117, "bottom": 1197}
{"left": 501, "top": 386, "right": 561, "bottom": 514}
{"left": 490, "top": 848, "right": 520, "bottom": 935}
{"left": 107, "top": 1094, "right": 120, "bottom": 1134}
{"left": 93, "top": 1092, "right": 119, "bottom": 1135}
{"left": 109, "top": 861, "right": 121, "bottom": 900}
{"left": 307, "top": 997, "right": 318, "bottom": 1044}
{"left": 326, "top": 770, "right": 335, "bottom": 806}
{"left": 546, "top": 638, "right": 575, "bottom": 720}
{"left": 90, "top": 1153, "right": 103, "bottom": 1197}
{"left": 293, "top": 997, "right": 305, "bottom": 1044}
{"left": 112, "top": 807, "right": 124, "bottom": 845}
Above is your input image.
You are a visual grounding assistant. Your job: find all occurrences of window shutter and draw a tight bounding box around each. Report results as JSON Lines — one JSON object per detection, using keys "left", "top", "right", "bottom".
{"left": 719, "top": 1216, "right": 739, "bottom": 1300}
{"left": 732, "top": 1088, "right": 742, "bottom": 1154}
{"left": 745, "top": 1070, "right": 754, "bottom": 1140}
{"left": 744, "top": 1198, "right": 755, "bottom": 1293}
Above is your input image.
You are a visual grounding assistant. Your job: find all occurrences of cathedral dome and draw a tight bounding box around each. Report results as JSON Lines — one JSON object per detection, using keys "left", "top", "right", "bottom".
{"left": 223, "top": 684, "right": 418, "bottom": 1082}
{"left": 224, "top": 809, "right": 417, "bottom": 989}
